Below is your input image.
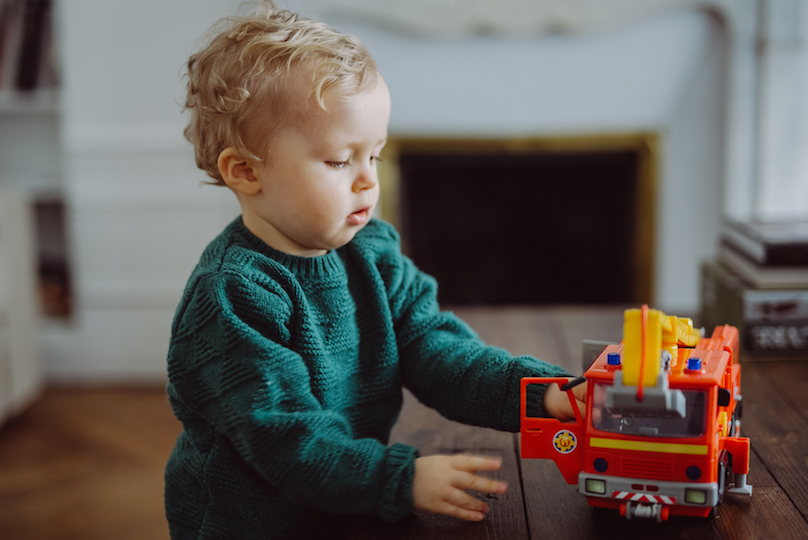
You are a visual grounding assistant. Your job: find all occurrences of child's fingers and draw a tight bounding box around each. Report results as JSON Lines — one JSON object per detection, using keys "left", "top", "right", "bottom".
{"left": 454, "top": 471, "right": 508, "bottom": 495}
{"left": 412, "top": 454, "right": 506, "bottom": 521}
{"left": 445, "top": 488, "right": 489, "bottom": 514}
{"left": 436, "top": 500, "right": 485, "bottom": 522}
{"left": 572, "top": 380, "right": 587, "bottom": 400}
{"left": 443, "top": 487, "right": 494, "bottom": 521}
{"left": 448, "top": 454, "right": 508, "bottom": 494}
{"left": 573, "top": 382, "right": 588, "bottom": 417}
{"left": 449, "top": 454, "right": 502, "bottom": 472}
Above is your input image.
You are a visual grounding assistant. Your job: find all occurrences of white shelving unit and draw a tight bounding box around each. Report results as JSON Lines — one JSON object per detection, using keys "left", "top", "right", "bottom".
{"left": 0, "top": 86, "right": 60, "bottom": 421}
{"left": 0, "top": 14, "right": 62, "bottom": 418}
{"left": 0, "top": 88, "right": 59, "bottom": 114}
{"left": 0, "top": 87, "right": 61, "bottom": 195}
{"left": 0, "top": 190, "right": 41, "bottom": 425}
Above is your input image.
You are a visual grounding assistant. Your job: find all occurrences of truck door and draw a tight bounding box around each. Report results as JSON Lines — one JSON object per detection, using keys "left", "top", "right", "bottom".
{"left": 521, "top": 377, "right": 585, "bottom": 484}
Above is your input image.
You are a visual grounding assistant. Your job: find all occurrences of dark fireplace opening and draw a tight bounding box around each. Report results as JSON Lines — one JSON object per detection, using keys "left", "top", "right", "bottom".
{"left": 398, "top": 148, "right": 647, "bottom": 305}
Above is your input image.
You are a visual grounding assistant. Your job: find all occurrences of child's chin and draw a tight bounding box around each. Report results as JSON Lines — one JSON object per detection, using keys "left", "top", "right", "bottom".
{"left": 319, "top": 234, "right": 355, "bottom": 252}
{"left": 334, "top": 234, "right": 357, "bottom": 249}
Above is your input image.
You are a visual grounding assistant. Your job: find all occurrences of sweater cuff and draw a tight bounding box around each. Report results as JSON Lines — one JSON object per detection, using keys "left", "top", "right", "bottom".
{"left": 500, "top": 358, "right": 571, "bottom": 431}
{"left": 377, "top": 443, "right": 419, "bottom": 522}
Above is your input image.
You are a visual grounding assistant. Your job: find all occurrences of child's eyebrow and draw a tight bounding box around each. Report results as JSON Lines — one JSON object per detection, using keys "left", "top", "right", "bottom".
{"left": 322, "top": 138, "right": 387, "bottom": 153}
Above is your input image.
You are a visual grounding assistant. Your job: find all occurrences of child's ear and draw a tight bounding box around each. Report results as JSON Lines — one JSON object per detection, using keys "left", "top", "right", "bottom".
{"left": 218, "top": 148, "right": 261, "bottom": 195}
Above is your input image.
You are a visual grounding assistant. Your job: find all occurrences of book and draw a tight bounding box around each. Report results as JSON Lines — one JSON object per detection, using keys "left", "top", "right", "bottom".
{"left": 34, "top": 0, "right": 54, "bottom": 88}
{"left": 0, "top": 2, "right": 12, "bottom": 87}
{"left": 14, "top": 0, "right": 48, "bottom": 91}
{"left": 721, "top": 219, "right": 808, "bottom": 266}
{"left": 700, "top": 260, "right": 808, "bottom": 355}
{"left": 718, "top": 243, "right": 808, "bottom": 289}
{"left": 0, "top": 0, "right": 23, "bottom": 91}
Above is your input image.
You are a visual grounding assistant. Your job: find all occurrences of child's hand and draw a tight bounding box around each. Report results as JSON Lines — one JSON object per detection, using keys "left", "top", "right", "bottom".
{"left": 412, "top": 454, "right": 507, "bottom": 521}
{"left": 543, "top": 379, "right": 587, "bottom": 421}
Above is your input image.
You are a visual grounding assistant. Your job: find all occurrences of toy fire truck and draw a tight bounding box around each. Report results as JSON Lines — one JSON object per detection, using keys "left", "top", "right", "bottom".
{"left": 521, "top": 306, "right": 753, "bottom": 521}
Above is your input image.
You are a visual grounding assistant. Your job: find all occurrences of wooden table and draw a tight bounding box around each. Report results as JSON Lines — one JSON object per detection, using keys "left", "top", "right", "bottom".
{"left": 350, "top": 307, "right": 808, "bottom": 540}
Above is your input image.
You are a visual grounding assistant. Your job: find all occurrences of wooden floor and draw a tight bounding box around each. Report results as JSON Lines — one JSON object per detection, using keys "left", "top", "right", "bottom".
{"left": 1, "top": 306, "right": 806, "bottom": 539}
{"left": 0, "top": 385, "right": 181, "bottom": 540}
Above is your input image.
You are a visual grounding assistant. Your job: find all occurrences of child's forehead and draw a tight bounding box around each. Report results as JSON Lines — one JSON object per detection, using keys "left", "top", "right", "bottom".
{"left": 290, "top": 98, "right": 360, "bottom": 141}
{"left": 285, "top": 61, "right": 381, "bottom": 107}
{"left": 258, "top": 68, "right": 388, "bottom": 150}
{"left": 288, "top": 81, "right": 371, "bottom": 126}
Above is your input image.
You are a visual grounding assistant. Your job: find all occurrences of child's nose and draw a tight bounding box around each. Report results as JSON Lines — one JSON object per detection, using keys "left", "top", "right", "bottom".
{"left": 352, "top": 167, "right": 377, "bottom": 192}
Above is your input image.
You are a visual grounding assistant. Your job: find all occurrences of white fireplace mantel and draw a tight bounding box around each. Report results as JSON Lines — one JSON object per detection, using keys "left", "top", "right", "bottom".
{"left": 316, "top": 0, "right": 741, "bottom": 37}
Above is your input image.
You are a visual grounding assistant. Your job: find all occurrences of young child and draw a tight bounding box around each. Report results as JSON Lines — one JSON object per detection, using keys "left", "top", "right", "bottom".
{"left": 165, "top": 1, "right": 586, "bottom": 538}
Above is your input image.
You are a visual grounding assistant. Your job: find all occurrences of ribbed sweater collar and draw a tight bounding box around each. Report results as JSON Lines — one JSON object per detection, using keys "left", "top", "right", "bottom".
{"left": 227, "top": 216, "right": 345, "bottom": 276}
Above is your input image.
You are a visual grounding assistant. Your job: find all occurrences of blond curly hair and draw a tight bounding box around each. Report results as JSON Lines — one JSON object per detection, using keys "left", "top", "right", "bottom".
{"left": 183, "top": 1, "right": 378, "bottom": 185}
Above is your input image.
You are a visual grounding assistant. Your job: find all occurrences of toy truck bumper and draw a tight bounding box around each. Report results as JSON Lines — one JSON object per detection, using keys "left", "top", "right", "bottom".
{"left": 578, "top": 472, "right": 718, "bottom": 518}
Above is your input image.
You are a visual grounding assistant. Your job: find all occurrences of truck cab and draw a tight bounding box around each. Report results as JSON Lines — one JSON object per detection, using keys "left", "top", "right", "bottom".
{"left": 521, "top": 306, "right": 752, "bottom": 520}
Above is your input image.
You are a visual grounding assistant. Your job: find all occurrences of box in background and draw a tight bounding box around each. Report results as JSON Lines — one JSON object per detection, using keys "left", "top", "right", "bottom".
{"left": 700, "top": 261, "right": 808, "bottom": 358}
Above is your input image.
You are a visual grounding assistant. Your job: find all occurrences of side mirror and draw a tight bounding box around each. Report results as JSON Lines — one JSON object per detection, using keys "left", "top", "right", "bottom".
{"left": 718, "top": 388, "right": 731, "bottom": 407}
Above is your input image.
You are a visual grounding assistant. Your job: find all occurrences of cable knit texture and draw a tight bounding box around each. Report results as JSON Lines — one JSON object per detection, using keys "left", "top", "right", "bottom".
{"left": 164, "top": 217, "right": 570, "bottom": 539}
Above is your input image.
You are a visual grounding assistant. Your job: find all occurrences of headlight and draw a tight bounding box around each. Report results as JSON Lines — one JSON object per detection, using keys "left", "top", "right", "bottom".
{"left": 685, "top": 489, "right": 707, "bottom": 505}
{"left": 585, "top": 479, "right": 606, "bottom": 495}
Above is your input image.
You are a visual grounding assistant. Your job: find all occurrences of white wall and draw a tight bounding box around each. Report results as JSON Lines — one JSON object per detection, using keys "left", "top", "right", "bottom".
{"left": 60, "top": 1, "right": 240, "bottom": 153}
{"left": 658, "top": 12, "right": 727, "bottom": 313}
{"left": 756, "top": 0, "right": 808, "bottom": 219}
{"left": 50, "top": 0, "right": 242, "bottom": 381}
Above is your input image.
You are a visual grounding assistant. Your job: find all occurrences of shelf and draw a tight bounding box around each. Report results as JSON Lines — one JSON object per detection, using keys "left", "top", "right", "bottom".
{"left": 0, "top": 173, "right": 62, "bottom": 200}
{"left": 0, "top": 88, "right": 60, "bottom": 116}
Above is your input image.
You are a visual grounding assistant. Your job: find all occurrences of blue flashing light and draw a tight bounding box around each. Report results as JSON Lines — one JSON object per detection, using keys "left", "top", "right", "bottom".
{"left": 687, "top": 357, "right": 702, "bottom": 371}
{"left": 607, "top": 353, "right": 621, "bottom": 366}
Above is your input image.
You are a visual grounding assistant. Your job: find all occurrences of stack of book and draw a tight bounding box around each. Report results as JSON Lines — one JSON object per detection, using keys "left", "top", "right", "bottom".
{"left": 0, "top": 0, "right": 56, "bottom": 93}
{"left": 701, "top": 220, "right": 808, "bottom": 356}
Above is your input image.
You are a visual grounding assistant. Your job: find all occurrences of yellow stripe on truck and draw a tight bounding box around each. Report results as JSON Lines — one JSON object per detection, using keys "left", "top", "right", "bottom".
{"left": 590, "top": 437, "right": 708, "bottom": 455}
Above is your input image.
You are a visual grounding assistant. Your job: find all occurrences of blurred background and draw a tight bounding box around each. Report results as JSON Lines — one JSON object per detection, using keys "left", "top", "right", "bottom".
{"left": 0, "top": 0, "right": 807, "bottom": 432}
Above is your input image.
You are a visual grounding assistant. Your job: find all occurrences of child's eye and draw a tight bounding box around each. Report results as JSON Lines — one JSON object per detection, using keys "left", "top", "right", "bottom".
{"left": 326, "top": 161, "right": 348, "bottom": 170}
{"left": 371, "top": 156, "right": 383, "bottom": 163}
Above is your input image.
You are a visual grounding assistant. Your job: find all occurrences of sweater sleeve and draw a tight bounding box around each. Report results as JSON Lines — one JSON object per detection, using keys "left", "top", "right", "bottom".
{"left": 375, "top": 232, "right": 570, "bottom": 432}
{"left": 167, "top": 270, "right": 417, "bottom": 522}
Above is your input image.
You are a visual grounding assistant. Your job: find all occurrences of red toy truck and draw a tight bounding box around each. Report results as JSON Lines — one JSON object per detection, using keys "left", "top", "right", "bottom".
{"left": 521, "top": 306, "right": 753, "bottom": 521}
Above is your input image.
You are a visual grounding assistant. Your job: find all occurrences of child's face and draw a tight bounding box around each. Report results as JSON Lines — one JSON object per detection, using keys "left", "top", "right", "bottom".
{"left": 243, "top": 73, "right": 391, "bottom": 257}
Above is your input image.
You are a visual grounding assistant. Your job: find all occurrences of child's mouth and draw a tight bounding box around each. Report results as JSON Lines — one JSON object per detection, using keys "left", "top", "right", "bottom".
{"left": 347, "top": 208, "right": 370, "bottom": 226}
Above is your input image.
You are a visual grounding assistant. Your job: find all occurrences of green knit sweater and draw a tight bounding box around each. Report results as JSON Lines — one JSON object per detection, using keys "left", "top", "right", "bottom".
{"left": 164, "top": 217, "right": 569, "bottom": 539}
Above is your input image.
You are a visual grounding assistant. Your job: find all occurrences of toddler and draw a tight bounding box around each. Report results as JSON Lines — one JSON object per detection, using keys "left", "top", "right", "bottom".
{"left": 165, "top": 2, "right": 586, "bottom": 538}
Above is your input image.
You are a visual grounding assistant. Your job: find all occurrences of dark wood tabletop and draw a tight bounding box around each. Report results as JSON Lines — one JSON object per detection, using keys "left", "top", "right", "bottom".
{"left": 0, "top": 306, "right": 805, "bottom": 539}
{"left": 350, "top": 306, "right": 808, "bottom": 540}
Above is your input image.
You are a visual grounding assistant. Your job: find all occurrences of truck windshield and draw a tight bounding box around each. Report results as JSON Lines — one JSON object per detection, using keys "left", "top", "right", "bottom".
{"left": 591, "top": 383, "right": 707, "bottom": 438}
